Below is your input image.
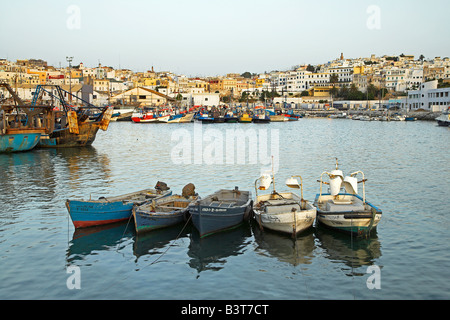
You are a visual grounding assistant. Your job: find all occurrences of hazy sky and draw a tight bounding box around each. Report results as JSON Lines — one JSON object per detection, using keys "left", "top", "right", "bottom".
{"left": 1, "top": 0, "right": 449, "bottom": 76}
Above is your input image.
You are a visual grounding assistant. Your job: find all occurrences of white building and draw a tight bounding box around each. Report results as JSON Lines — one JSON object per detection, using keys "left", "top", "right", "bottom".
{"left": 407, "top": 80, "right": 450, "bottom": 112}
{"left": 179, "top": 93, "right": 220, "bottom": 107}
{"left": 385, "top": 68, "right": 423, "bottom": 92}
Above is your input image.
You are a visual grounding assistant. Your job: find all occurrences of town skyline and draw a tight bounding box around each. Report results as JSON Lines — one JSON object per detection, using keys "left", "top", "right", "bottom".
{"left": 1, "top": 0, "right": 450, "bottom": 76}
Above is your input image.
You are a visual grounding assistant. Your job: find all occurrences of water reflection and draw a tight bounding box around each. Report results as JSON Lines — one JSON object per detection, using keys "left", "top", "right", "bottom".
{"left": 252, "top": 222, "right": 316, "bottom": 266}
{"left": 315, "top": 226, "right": 382, "bottom": 275}
{"left": 0, "top": 146, "right": 111, "bottom": 213}
{"left": 133, "top": 224, "right": 190, "bottom": 263}
{"left": 187, "top": 224, "right": 252, "bottom": 274}
{"left": 66, "top": 221, "right": 134, "bottom": 264}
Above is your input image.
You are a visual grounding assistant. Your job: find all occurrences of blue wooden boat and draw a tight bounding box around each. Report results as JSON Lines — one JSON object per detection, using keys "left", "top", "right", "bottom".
{"left": 66, "top": 186, "right": 172, "bottom": 228}
{"left": 189, "top": 188, "right": 253, "bottom": 238}
{"left": 133, "top": 194, "right": 199, "bottom": 234}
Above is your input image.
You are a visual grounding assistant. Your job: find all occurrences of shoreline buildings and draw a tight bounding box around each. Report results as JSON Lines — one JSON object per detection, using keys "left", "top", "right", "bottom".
{"left": 1, "top": 54, "right": 449, "bottom": 112}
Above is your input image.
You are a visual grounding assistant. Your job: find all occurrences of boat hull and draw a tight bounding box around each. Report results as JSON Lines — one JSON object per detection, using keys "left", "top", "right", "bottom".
{"left": 133, "top": 208, "right": 187, "bottom": 233}
{"left": 133, "top": 195, "right": 195, "bottom": 234}
{"left": 314, "top": 193, "right": 382, "bottom": 236}
{"left": 270, "top": 115, "right": 288, "bottom": 122}
{"left": 189, "top": 189, "right": 252, "bottom": 237}
{"left": 179, "top": 113, "right": 195, "bottom": 123}
{"left": 66, "top": 189, "right": 172, "bottom": 228}
{"left": 38, "top": 122, "right": 100, "bottom": 148}
{"left": 0, "top": 131, "right": 43, "bottom": 153}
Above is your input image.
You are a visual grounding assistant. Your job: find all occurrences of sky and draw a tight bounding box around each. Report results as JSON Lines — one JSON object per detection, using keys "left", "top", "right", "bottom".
{"left": 1, "top": 0, "right": 449, "bottom": 77}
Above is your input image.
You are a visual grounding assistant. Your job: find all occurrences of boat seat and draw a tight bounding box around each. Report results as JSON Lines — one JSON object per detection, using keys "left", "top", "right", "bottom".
{"left": 210, "top": 201, "right": 236, "bottom": 208}
{"left": 265, "top": 203, "right": 301, "bottom": 214}
{"left": 325, "top": 200, "right": 365, "bottom": 212}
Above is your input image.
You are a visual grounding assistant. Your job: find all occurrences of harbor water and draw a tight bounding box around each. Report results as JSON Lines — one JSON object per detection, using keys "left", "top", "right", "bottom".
{"left": 1, "top": 118, "right": 449, "bottom": 300}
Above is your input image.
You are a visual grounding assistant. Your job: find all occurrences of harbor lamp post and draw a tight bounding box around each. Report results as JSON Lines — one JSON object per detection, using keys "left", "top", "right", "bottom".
{"left": 66, "top": 56, "right": 73, "bottom": 103}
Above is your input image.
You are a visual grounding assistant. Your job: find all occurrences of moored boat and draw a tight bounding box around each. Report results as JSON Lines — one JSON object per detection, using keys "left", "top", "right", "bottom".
{"left": 179, "top": 113, "right": 195, "bottom": 123}
{"left": 189, "top": 187, "right": 252, "bottom": 237}
{"left": 252, "top": 113, "right": 271, "bottom": 123}
{"left": 29, "top": 85, "right": 114, "bottom": 148}
{"left": 269, "top": 114, "right": 289, "bottom": 122}
{"left": 253, "top": 172, "right": 316, "bottom": 237}
{"left": 238, "top": 113, "right": 253, "bottom": 123}
{"left": 1, "top": 83, "right": 53, "bottom": 152}
{"left": 66, "top": 182, "right": 172, "bottom": 228}
{"left": 313, "top": 159, "right": 382, "bottom": 237}
{"left": 133, "top": 193, "right": 199, "bottom": 234}
{"left": 436, "top": 107, "right": 450, "bottom": 127}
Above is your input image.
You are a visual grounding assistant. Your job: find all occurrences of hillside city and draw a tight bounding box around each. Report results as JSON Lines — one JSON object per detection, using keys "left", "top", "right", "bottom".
{"left": 1, "top": 53, "right": 450, "bottom": 113}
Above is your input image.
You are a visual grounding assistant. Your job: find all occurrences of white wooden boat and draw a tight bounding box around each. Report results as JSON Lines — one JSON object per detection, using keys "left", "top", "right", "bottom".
{"left": 253, "top": 172, "right": 316, "bottom": 237}
{"left": 313, "top": 159, "right": 382, "bottom": 237}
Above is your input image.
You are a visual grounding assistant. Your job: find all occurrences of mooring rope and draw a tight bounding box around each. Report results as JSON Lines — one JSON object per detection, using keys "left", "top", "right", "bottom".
{"left": 143, "top": 214, "right": 192, "bottom": 268}
{"left": 105, "top": 213, "right": 193, "bottom": 291}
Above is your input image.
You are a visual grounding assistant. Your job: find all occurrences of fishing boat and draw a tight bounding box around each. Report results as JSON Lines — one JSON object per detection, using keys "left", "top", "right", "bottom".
{"left": 313, "top": 159, "right": 382, "bottom": 237}
{"left": 436, "top": 107, "right": 450, "bottom": 127}
{"left": 252, "top": 113, "right": 271, "bottom": 123}
{"left": 189, "top": 187, "right": 253, "bottom": 237}
{"left": 179, "top": 113, "right": 195, "bottom": 123}
{"left": 0, "top": 84, "right": 53, "bottom": 152}
{"left": 224, "top": 112, "right": 239, "bottom": 123}
{"left": 29, "top": 85, "right": 113, "bottom": 148}
{"left": 269, "top": 114, "right": 289, "bottom": 122}
{"left": 66, "top": 182, "right": 172, "bottom": 228}
{"left": 238, "top": 113, "right": 253, "bottom": 123}
{"left": 131, "top": 111, "right": 158, "bottom": 123}
{"left": 253, "top": 171, "right": 316, "bottom": 237}
{"left": 133, "top": 194, "right": 199, "bottom": 234}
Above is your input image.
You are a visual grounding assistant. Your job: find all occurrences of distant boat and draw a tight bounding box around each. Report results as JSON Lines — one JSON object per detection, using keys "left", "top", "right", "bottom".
{"left": 179, "top": 113, "right": 195, "bottom": 123}
{"left": 313, "top": 159, "right": 382, "bottom": 237}
{"left": 29, "top": 85, "right": 114, "bottom": 148}
{"left": 405, "top": 116, "right": 417, "bottom": 121}
{"left": 0, "top": 105, "right": 51, "bottom": 153}
{"left": 238, "top": 113, "right": 253, "bottom": 123}
{"left": 189, "top": 188, "right": 253, "bottom": 237}
{"left": 270, "top": 114, "right": 289, "bottom": 122}
{"left": 224, "top": 113, "right": 239, "bottom": 123}
{"left": 253, "top": 172, "right": 316, "bottom": 237}
{"left": 198, "top": 114, "right": 215, "bottom": 123}
{"left": 131, "top": 112, "right": 158, "bottom": 123}
{"left": 131, "top": 111, "right": 171, "bottom": 123}
{"left": 66, "top": 183, "right": 172, "bottom": 228}
{"left": 436, "top": 108, "right": 450, "bottom": 127}
{"left": 252, "top": 113, "right": 271, "bottom": 123}
{"left": 1, "top": 83, "right": 54, "bottom": 153}
{"left": 133, "top": 194, "right": 198, "bottom": 234}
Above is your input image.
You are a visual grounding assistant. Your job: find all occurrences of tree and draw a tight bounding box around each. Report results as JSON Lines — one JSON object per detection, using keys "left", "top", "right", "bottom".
{"left": 306, "top": 64, "right": 315, "bottom": 72}
{"left": 241, "top": 72, "right": 252, "bottom": 79}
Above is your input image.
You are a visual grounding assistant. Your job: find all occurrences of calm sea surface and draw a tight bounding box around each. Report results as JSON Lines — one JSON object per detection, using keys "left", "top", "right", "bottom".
{"left": 0, "top": 118, "right": 449, "bottom": 300}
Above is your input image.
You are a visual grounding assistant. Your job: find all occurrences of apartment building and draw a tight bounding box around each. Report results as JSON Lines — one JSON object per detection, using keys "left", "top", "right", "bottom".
{"left": 407, "top": 80, "right": 450, "bottom": 112}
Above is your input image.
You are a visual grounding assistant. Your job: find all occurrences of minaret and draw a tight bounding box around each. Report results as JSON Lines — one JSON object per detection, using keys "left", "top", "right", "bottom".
{"left": 340, "top": 53, "right": 344, "bottom": 60}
